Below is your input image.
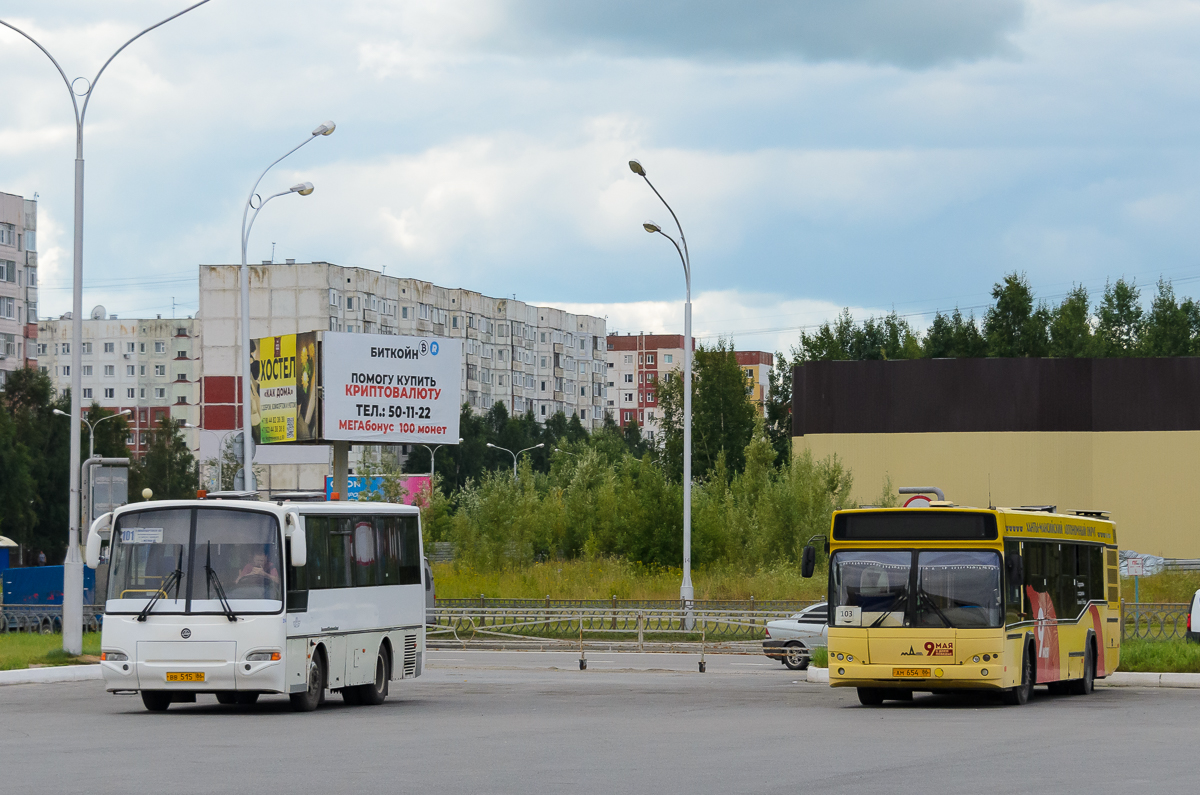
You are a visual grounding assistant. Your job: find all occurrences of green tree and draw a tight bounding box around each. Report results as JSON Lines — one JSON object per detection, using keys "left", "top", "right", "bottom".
{"left": 1141, "top": 279, "right": 1200, "bottom": 357}
{"left": 130, "top": 416, "right": 198, "bottom": 500}
{"left": 0, "top": 400, "right": 35, "bottom": 548}
{"left": 83, "top": 403, "right": 130, "bottom": 460}
{"left": 1094, "top": 278, "right": 1143, "bottom": 356}
{"left": 983, "top": 272, "right": 1050, "bottom": 357}
{"left": 764, "top": 352, "right": 793, "bottom": 465}
{"left": 922, "top": 308, "right": 987, "bottom": 358}
{"left": 1047, "top": 285, "right": 1093, "bottom": 358}
{"left": 658, "top": 338, "right": 757, "bottom": 479}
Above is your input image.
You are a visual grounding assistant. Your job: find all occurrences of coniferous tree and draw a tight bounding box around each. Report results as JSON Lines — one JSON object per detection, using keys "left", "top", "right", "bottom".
{"left": 983, "top": 272, "right": 1050, "bottom": 357}
{"left": 1141, "top": 279, "right": 1200, "bottom": 357}
{"left": 1094, "top": 278, "right": 1143, "bottom": 356}
{"left": 923, "top": 308, "right": 987, "bottom": 358}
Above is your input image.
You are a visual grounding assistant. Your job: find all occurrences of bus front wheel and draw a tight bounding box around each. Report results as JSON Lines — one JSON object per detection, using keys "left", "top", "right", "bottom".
{"left": 290, "top": 652, "right": 326, "bottom": 712}
{"left": 1004, "top": 645, "right": 1034, "bottom": 705}
{"left": 141, "top": 691, "right": 172, "bottom": 712}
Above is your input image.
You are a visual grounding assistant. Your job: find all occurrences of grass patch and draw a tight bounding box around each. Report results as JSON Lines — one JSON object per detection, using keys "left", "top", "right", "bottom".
{"left": 432, "top": 558, "right": 827, "bottom": 601}
{"left": 1117, "top": 638, "right": 1200, "bottom": 674}
{"left": 1121, "top": 572, "right": 1200, "bottom": 604}
{"left": 810, "top": 647, "right": 828, "bottom": 668}
{"left": 0, "top": 633, "right": 102, "bottom": 671}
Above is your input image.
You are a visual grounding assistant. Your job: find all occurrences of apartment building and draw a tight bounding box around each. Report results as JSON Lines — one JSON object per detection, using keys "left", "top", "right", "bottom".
{"left": 606, "top": 333, "right": 772, "bottom": 440}
{"left": 737, "top": 351, "right": 773, "bottom": 415}
{"left": 0, "top": 191, "right": 38, "bottom": 386}
{"left": 196, "top": 261, "right": 608, "bottom": 491}
{"left": 37, "top": 310, "right": 201, "bottom": 456}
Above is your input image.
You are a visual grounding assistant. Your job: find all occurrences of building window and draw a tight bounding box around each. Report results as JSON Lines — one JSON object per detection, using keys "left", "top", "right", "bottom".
{"left": 139, "top": 365, "right": 146, "bottom": 376}
{"left": 175, "top": 396, "right": 187, "bottom": 405}
{"left": 154, "top": 341, "right": 166, "bottom": 353}
{"left": 401, "top": 306, "right": 408, "bottom": 319}
{"left": 61, "top": 366, "right": 70, "bottom": 376}
{"left": 62, "top": 342, "right": 70, "bottom": 355}
{"left": 82, "top": 388, "right": 92, "bottom": 399}
{"left": 176, "top": 373, "right": 187, "bottom": 382}
{"left": 346, "top": 296, "right": 354, "bottom": 310}
{"left": 624, "top": 393, "right": 633, "bottom": 402}
{"left": 104, "top": 365, "right": 115, "bottom": 376}
{"left": 104, "top": 388, "right": 115, "bottom": 399}
{"left": 664, "top": 354, "right": 673, "bottom": 364}
{"left": 124, "top": 342, "right": 133, "bottom": 353}
{"left": 580, "top": 409, "right": 587, "bottom": 420}
{"left": 176, "top": 350, "right": 187, "bottom": 359}
{"left": 624, "top": 374, "right": 633, "bottom": 383}
{"left": 540, "top": 404, "right": 547, "bottom": 416}
{"left": 540, "top": 381, "right": 547, "bottom": 392}
{"left": 139, "top": 388, "right": 146, "bottom": 399}
{"left": 37, "top": 343, "right": 47, "bottom": 355}
{"left": 81, "top": 342, "right": 92, "bottom": 354}
{"left": 623, "top": 412, "right": 631, "bottom": 422}
{"left": 139, "top": 342, "right": 146, "bottom": 354}
{"left": 638, "top": 373, "right": 644, "bottom": 384}
{"left": 82, "top": 365, "right": 93, "bottom": 376}
{"left": 154, "top": 388, "right": 166, "bottom": 399}
{"left": 126, "top": 388, "right": 135, "bottom": 399}
{"left": 452, "top": 316, "right": 459, "bottom": 329}
{"left": 646, "top": 354, "right": 655, "bottom": 364}
{"left": 647, "top": 391, "right": 655, "bottom": 403}
{"left": 126, "top": 365, "right": 135, "bottom": 376}
{"left": 155, "top": 365, "right": 165, "bottom": 376}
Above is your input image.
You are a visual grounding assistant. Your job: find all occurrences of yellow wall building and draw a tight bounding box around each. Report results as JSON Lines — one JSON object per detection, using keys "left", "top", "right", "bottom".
{"left": 792, "top": 357, "right": 1200, "bottom": 558}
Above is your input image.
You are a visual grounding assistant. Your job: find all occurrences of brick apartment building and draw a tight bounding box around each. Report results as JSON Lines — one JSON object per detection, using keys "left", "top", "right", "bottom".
{"left": 0, "top": 191, "right": 37, "bottom": 386}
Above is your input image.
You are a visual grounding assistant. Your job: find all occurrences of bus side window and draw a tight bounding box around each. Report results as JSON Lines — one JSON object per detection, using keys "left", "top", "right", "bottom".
{"left": 1088, "top": 545, "right": 1105, "bottom": 603}
{"left": 399, "top": 516, "right": 421, "bottom": 585}
{"left": 306, "top": 517, "right": 330, "bottom": 590}
{"left": 353, "top": 517, "right": 379, "bottom": 587}
{"left": 329, "top": 519, "right": 353, "bottom": 589}
{"left": 1004, "top": 539, "right": 1022, "bottom": 625}
{"left": 286, "top": 537, "right": 308, "bottom": 612}
{"left": 378, "top": 516, "right": 401, "bottom": 584}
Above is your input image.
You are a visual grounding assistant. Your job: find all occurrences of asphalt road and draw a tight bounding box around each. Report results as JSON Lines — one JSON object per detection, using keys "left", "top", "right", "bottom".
{"left": 1, "top": 650, "right": 1193, "bottom": 794}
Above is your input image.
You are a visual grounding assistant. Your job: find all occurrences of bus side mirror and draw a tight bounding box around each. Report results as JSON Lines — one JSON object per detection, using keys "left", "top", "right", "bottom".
{"left": 287, "top": 512, "right": 306, "bottom": 567}
{"left": 86, "top": 512, "right": 113, "bottom": 569}
{"left": 801, "top": 545, "right": 816, "bottom": 579}
{"left": 1006, "top": 553, "right": 1023, "bottom": 586}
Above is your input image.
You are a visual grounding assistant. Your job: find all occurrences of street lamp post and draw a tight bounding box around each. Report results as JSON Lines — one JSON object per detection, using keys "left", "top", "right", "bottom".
{"left": 420, "top": 438, "right": 464, "bottom": 479}
{"left": 184, "top": 425, "right": 239, "bottom": 491}
{"left": 239, "top": 123, "right": 335, "bottom": 496}
{"left": 2, "top": 0, "right": 213, "bottom": 657}
{"left": 629, "top": 159, "right": 695, "bottom": 621}
{"left": 486, "top": 442, "right": 545, "bottom": 478}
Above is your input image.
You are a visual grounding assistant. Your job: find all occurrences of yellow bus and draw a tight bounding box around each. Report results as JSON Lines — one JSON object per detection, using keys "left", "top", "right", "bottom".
{"left": 801, "top": 493, "right": 1120, "bottom": 705}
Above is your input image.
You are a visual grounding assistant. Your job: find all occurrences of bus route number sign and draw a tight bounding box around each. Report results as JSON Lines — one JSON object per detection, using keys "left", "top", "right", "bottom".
{"left": 835, "top": 606, "right": 862, "bottom": 626}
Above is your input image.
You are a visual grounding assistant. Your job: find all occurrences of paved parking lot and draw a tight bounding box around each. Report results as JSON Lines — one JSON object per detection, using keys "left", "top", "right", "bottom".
{"left": 1, "top": 651, "right": 1192, "bottom": 794}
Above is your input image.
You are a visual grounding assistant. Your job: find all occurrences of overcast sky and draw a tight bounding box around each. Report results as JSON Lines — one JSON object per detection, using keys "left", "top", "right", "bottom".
{"left": 3, "top": 0, "right": 1200, "bottom": 354}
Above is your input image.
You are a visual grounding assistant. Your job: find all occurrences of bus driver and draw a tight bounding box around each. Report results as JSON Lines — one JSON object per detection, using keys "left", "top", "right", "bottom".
{"left": 236, "top": 549, "right": 280, "bottom": 586}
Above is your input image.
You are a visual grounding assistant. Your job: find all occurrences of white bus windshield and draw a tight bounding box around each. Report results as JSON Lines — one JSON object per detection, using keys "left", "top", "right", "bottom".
{"left": 107, "top": 507, "right": 283, "bottom": 614}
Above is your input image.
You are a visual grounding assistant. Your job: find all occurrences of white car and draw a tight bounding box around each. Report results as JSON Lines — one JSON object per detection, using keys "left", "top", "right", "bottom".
{"left": 763, "top": 603, "right": 828, "bottom": 670}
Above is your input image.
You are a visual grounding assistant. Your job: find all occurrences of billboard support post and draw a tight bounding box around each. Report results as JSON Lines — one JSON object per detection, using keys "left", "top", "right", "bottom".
{"left": 332, "top": 441, "right": 349, "bottom": 500}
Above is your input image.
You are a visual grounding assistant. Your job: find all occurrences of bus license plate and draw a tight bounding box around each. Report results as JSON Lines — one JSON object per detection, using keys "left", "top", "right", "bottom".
{"left": 893, "top": 668, "right": 930, "bottom": 678}
{"left": 166, "top": 672, "right": 205, "bottom": 682}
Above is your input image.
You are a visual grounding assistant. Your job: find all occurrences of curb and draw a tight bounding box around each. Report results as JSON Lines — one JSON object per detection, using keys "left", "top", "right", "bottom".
{"left": 807, "top": 667, "right": 829, "bottom": 683}
{"left": 1099, "top": 671, "right": 1200, "bottom": 688}
{"left": 0, "top": 664, "right": 103, "bottom": 687}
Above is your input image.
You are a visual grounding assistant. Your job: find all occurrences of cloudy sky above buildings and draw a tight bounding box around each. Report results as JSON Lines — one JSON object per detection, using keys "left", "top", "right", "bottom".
{"left": 3, "top": 0, "right": 1200, "bottom": 354}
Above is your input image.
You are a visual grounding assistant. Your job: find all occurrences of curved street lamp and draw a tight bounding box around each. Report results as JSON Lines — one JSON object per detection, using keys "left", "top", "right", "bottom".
{"left": 629, "top": 158, "right": 695, "bottom": 621}
{"left": 3, "top": 1, "right": 213, "bottom": 655}
{"left": 239, "top": 123, "right": 335, "bottom": 493}
{"left": 487, "top": 442, "right": 545, "bottom": 478}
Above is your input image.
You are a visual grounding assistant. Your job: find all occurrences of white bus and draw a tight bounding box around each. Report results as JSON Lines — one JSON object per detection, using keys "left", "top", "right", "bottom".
{"left": 86, "top": 499, "right": 426, "bottom": 712}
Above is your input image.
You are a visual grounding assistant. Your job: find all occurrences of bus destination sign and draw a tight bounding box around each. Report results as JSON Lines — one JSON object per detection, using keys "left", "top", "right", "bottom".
{"left": 322, "top": 332, "right": 462, "bottom": 444}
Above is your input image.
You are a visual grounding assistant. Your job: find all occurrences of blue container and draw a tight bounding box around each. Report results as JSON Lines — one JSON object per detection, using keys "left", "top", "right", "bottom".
{"left": 1, "top": 565, "right": 96, "bottom": 605}
{"left": 0, "top": 548, "right": 9, "bottom": 571}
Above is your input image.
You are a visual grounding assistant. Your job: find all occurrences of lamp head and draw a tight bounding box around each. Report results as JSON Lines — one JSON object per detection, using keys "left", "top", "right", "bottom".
{"left": 313, "top": 121, "right": 336, "bottom": 136}
{"left": 643, "top": 221, "right": 662, "bottom": 234}
{"left": 535, "top": 443, "right": 545, "bottom": 449}
{"left": 486, "top": 443, "right": 496, "bottom": 449}
{"left": 53, "top": 408, "right": 69, "bottom": 417}
{"left": 291, "top": 182, "right": 315, "bottom": 196}
{"left": 119, "top": 409, "right": 132, "bottom": 416}
{"left": 628, "top": 160, "right": 646, "bottom": 177}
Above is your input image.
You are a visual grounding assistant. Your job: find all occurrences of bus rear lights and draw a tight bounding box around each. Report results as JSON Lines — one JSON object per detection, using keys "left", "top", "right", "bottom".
{"left": 101, "top": 652, "right": 128, "bottom": 662}
{"left": 246, "top": 651, "right": 281, "bottom": 662}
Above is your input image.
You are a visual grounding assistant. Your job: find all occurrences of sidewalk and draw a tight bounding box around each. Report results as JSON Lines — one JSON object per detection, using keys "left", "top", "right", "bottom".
{"left": 0, "top": 664, "right": 102, "bottom": 686}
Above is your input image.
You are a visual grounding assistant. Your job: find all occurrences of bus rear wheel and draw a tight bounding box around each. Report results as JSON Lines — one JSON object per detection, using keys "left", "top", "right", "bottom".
{"left": 1070, "top": 642, "right": 1095, "bottom": 695}
{"left": 290, "top": 652, "right": 326, "bottom": 712}
{"left": 141, "top": 691, "right": 172, "bottom": 712}
{"left": 357, "top": 649, "right": 390, "bottom": 706}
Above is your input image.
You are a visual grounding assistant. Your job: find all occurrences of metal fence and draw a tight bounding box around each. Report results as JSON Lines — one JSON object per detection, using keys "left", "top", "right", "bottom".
{"left": 1, "top": 605, "right": 104, "bottom": 634}
{"left": 1123, "top": 602, "right": 1190, "bottom": 641}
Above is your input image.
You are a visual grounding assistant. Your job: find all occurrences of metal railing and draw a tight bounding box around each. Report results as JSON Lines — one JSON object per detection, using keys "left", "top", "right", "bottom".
{"left": 1, "top": 605, "right": 104, "bottom": 634}
{"left": 1123, "top": 602, "right": 1189, "bottom": 641}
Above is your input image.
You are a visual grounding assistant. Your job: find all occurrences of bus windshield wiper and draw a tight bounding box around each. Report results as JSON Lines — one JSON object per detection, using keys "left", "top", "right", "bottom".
{"left": 870, "top": 590, "right": 908, "bottom": 628}
{"left": 205, "top": 541, "right": 238, "bottom": 622}
{"left": 137, "top": 548, "right": 183, "bottom": 623}
{"left": 917, "top": 587, "right": 952, "bottom": 627}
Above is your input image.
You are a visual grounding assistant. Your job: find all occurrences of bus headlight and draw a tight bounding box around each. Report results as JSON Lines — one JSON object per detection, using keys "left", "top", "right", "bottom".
{"left": 101, "top": 652, "right": 128, "bottom": 662}
{"left": 981, "top": 668, "right": 989, "bottom": 676}
{"left": 246, "top": 651, "right": 280, "bottom": 662}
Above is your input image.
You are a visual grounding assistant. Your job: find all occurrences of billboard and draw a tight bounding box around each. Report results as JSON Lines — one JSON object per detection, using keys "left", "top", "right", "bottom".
{"left": 323, "top": 475, "right": 432, "bottom": 505}
{"left": 250, "top": 331, "right": 320, "bottom": 444}
{"left": 322, "top": 332, "right": 461, "bottom": 444}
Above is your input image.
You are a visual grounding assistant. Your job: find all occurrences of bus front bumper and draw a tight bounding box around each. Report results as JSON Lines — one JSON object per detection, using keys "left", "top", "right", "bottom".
{"left": 829, "top": 661, "right": 1005, "bottom": 690}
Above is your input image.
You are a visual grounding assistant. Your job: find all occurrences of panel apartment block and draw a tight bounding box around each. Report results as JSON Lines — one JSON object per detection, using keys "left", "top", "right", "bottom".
{"left": 38, "top": 313, "right": 200, "bottom": 456}
{"left": 0, "top": 191, "right": 38, "bottom": 386}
